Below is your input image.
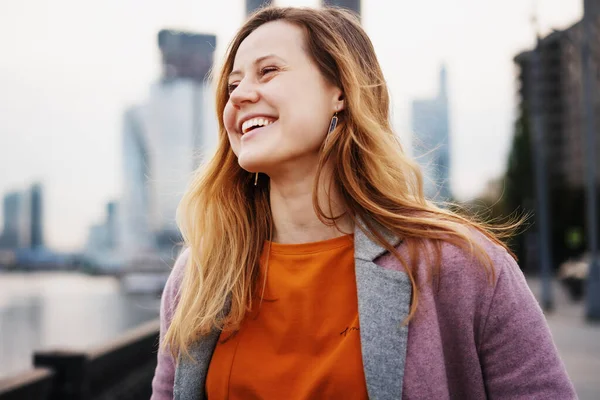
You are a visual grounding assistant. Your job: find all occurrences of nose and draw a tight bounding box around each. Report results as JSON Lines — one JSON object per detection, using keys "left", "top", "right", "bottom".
{"left": 229, "top": 79, "right": 260, "bottom": 108}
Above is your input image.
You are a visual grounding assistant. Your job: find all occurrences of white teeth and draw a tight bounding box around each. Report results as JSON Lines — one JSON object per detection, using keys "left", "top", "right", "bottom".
{"left": 241, "top": 117, "right": 275, "bottom": 134}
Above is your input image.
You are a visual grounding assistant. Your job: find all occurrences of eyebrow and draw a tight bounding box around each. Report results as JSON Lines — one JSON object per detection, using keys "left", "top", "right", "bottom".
{"left": 228, "top": 54, "right": 285, "bottom": 80}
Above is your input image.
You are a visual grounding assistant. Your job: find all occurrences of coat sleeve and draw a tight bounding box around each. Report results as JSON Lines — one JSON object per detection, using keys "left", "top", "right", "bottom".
{"left": 150, "top": 248, "right": 190, "bottom": 400}
{"left": 479, "top": 252, "right": 577, "bottom": 399}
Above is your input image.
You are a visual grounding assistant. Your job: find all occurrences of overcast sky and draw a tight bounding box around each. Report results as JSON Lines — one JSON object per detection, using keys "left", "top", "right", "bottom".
{"left": 0, "top": 0, "right": 583, "bottom": 251}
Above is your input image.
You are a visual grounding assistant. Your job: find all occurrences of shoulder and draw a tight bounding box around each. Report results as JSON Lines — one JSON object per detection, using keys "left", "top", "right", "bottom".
{"left": 414, "top": 228, "right": 534, "bottom": 341}
{"left": 436, "top": 227, "right": 516, "bottom": 284}
{"left": 152, "top": 248, "right": 190, "bottom": 398}
{"left": 161, "top": 247, "right": 191, "bottom": 319}
{"left": 379, "top": 225, "right": 517, "bottom": 288}
{"left": 171, "top": 247, "right": 191, "bottom": 283}
{"left": 378, "top": 226, "right": 525, "bottom": 322}
{"left": 430, "top": 227, "right": 523, "bottom": 306}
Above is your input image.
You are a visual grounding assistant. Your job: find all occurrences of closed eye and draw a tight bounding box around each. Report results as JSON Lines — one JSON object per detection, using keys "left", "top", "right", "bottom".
{"left": 260, "top": 66, "right": 279, "bottom": 77}
{"left": 227, "top": 66, "right": 278, "bottom": 95}
{"left": 227, "top": 83, "right": 238, "bottom": 94}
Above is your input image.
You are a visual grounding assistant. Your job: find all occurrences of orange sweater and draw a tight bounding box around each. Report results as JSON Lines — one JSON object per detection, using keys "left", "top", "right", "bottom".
{"left": 206, "top": 234, "right": 368, "bottom": 399}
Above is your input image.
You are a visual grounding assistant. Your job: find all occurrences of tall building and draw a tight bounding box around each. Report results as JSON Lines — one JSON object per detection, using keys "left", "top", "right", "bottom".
{"left": 105, "top": 201, "right": 117, "bottom": 249}
{"left": 0, "top": 192, "right": 25, "bottom": 249}
{"left": 246, "top": 0, "right": 272, "bottom": 16}
{"left": 120, "top": 30, "right": 218, "bottom": 258}
{"left": 157, "top": 30, "right": 216, "bottom": 84}
{"left": 512, "top": 2, "right": 600, "bottom": 268}
{"left": 0, "top": 184, "right": 44, "bottom": 250}
{"left": 29, "top": 183, "right": 44, "bottom": 249}
{"left": 85, "top": 201, "right": 121, "bottom": 270}
{"left": 514, "top": 8, "right": 600, "bottom": 191}
{"left": 120, "top": 106, "right": 153, "bottom": 253}
{"left": 322, "top": 0, "right": 361, "bottom": 16}
{"left": 411, "top": 66, "right": 451, "bottom": 200}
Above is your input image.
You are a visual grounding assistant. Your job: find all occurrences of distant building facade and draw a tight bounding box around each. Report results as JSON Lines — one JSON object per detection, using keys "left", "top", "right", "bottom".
{"left": 0, "top": 183, "right": 45, "bottom": 250}
{"left": 322, "top": 0, "right": 361, "bottom": 16}
{"left": 85, "top": 201, "right": 121, "bottom": 269}
{"left": 514, "top": 9, "right": 600, "bottom": 191}
{"left": 411, "top": 66, "right": 452, "bottom": 200}
{"left": 29, "top": 183, "right": 43, "bottom": 249}
{"left": 0, "top": 192, "right": 25, "bottom": 248}
{"left": 512, "top": 2, "right": 600, "bottom": 268}
{"left": 119, "top": 30, "right": 217, "bottom": 259}
{"left": 120, "top": 106, "right": 153, "bottom": 254}
{"left": 246, "top": 0, "right": 272, "bottom": 16}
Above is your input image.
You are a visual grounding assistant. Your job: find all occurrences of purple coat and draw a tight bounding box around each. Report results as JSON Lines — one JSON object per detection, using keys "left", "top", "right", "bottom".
{"left": 151, "top": 223, "right": 576, "bottom": 399}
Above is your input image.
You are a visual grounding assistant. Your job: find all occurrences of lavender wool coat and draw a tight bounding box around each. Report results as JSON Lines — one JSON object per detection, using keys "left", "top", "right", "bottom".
{"left": 151, "top": 222, "right": 576, "bottom": 399}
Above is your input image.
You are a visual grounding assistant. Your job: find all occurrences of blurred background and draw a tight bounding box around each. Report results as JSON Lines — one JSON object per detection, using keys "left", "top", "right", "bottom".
{"left": 0, "top": 0, "right": 599, "bottom": 399}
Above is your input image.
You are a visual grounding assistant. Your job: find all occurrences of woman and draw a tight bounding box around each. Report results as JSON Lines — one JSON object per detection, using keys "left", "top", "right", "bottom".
{"left": 151, "top": 6, "right": 575, "bottom": 400}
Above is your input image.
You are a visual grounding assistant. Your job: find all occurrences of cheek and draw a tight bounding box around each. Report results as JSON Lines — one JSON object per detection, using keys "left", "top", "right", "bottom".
{"left": 223, "top": 102, "right": 240, "bottom": 154}
{"left": 289, "top": 98, "right": 330, "bottom": 139}
{"left": 287, "top": 82, "right": 331, "bottom": 128}
{"left": 223, "top": 102, "right": 237, "bottom": 133}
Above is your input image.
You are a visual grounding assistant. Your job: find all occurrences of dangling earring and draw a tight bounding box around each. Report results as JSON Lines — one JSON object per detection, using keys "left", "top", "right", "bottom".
{"left": 329, "top": 112, "right": 338, "bottom": 134}
{"left": 324, "top": 112, "right": 338, "bottom": 146}
{"left": 254, "top": 172, "right": 259, "bottom": 186}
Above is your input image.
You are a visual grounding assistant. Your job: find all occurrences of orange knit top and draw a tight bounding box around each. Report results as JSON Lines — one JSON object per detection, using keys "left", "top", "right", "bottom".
{"left": 206, "top": 234, "right": 368, "bottom": 399}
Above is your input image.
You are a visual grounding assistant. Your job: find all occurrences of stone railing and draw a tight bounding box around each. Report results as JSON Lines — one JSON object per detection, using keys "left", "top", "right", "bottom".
{"left": 0, "top": 319, "right": 160, "bottom": 400}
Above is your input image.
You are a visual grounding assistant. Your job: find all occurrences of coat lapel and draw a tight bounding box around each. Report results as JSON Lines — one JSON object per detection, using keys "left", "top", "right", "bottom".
{"left": 354, "top": 218, "right": 412, "bottom": 400}
{"left": 174, "top": 297, "right": 231, "bottom": 400}
{"left": 174, "top": 329, "right": 220, "bottom": 400}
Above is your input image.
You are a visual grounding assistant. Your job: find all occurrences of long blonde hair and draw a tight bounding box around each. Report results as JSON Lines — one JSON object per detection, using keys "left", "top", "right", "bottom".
{"left": 165, "top": 6, "right": 518, "bottom": 359}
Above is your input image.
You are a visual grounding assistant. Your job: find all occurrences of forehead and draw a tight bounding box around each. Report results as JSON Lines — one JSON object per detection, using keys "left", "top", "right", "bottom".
{"left": 233, "top": 20, "right": 306, "bottom": 67}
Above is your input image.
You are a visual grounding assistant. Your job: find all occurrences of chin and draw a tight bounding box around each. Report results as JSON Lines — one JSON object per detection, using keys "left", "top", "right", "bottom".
{"left": 237, "top": 151, "right": 270, "bottom": 174}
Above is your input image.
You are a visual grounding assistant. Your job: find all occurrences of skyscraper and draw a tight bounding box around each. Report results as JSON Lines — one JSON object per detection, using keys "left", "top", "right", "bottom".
{"left": 85, "top": 200, "right": 123, "bottom": 270}
{"left": 0, "top": 192, "right": 25, "bottom": 249}
{"left": 0, "top": 186, "right": 43, "bottom": 249}
{"left": 322, "top": 0, "right": 361, "bottom": 16}
{"left": 105, "top": 201, "right": 117, "bottom": 249}
{"left": 120, "top": 30, "right": 218, "bottom": 258}
{"left": 511, "top": 6, "right": 600, "bottom": 271}
{"left": 514, "top": 14, "right": 600, "bottom": 190}
{"left": 29, "top": 183, "right": 43, "bottom": 249}
{"left": 411, "top": 66, "right": 451, "bottom": 200}
{"left": 246, "top": 0, "right": 272, "bottom": 16}
{"left": 120, "top": 106, "right": 153, "bottom": 254}
{"left": 154, "top": 30, "right": 217, "bottom": 239}
{"left": 157, "top": 30, "right": 216, "bottom": 84}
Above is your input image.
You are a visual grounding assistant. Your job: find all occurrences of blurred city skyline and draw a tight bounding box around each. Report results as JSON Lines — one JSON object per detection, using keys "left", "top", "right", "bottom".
{"left": 0, "top": 0, "right": 583, "bottom": 250}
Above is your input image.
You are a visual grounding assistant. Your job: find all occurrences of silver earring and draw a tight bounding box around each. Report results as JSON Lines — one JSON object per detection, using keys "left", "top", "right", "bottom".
{"left": 324, "top": 112, "right": 338, "bottom": 146}
{"left": 328, "top": 112, "right": 338, "bottom": 134}
{"left": 254, "top": 172, "right": 259, "bottom": 186}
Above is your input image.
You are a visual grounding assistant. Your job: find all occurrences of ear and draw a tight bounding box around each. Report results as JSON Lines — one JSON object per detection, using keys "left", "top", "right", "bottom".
{"left": 332, "top": 87, "right": 345, "bottom": 112}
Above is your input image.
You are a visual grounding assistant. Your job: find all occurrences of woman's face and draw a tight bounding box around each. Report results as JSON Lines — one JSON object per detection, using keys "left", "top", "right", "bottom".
{"left": 223, "top": 20, "right": 343, "bottom": 178}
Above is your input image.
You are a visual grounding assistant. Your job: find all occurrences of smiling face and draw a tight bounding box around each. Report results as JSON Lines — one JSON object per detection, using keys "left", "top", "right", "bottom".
{"left": 223, "top": 20, "right": 343, "bottom": 177}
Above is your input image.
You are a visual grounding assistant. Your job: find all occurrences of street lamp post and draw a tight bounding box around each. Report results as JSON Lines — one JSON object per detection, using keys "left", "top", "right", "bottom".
{"left": 530, "top": 33, "right": 554, "bottom": 312}
{"left": 582, "top": 0, "right": 600, "bottom": 321}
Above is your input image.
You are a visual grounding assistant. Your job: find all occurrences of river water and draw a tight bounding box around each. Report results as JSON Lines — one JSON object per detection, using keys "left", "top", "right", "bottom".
{"left": 0, "top": 272, "right": 160, "bottom": 378}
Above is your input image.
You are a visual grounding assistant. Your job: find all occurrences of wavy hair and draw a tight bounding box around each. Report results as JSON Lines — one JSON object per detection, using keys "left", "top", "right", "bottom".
{"left": 164, "top": 6, "right": 519, "bottom": 359}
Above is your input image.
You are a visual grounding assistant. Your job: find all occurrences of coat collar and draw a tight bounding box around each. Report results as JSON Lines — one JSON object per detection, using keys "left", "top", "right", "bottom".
{"left": 354, "top": 216, "right": 402, "bottom": 261}
{"left": 174, "top": 217, "right": 411, "bottom": 400}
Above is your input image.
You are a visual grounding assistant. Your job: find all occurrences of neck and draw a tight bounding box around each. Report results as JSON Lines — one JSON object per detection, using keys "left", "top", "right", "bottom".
{"left": 268, "top": 165, "right": 353, "bottom": 244}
